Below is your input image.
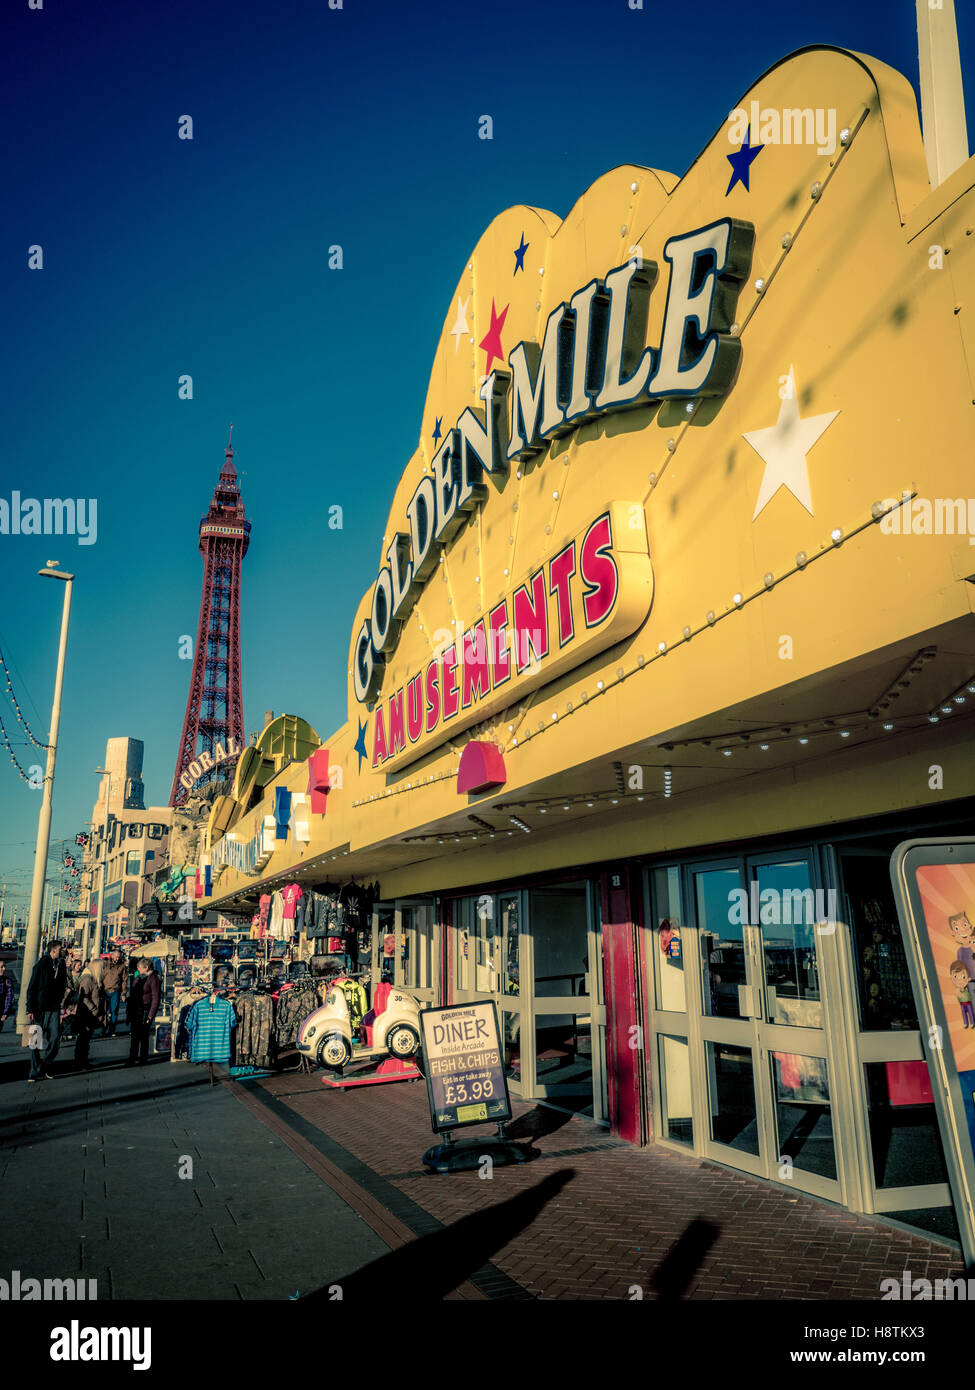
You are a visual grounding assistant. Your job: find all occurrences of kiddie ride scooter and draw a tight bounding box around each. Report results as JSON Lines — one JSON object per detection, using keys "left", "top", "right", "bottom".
{"left": 296, "top": 974, "right": 423, "bottom": 1089}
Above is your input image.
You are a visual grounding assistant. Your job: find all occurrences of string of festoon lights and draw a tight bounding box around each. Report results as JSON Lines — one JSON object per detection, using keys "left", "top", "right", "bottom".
{"left": 497, "top": 495, "right": 917, "bottom": 758}
{"left": 0, "top": 708, "right": 37, "bottom": 783}
{"left": 351, "top": 494, "right": 929, "bottom": 813}
{"left": 0, "top": 647, "right": 50, "bottom": 750}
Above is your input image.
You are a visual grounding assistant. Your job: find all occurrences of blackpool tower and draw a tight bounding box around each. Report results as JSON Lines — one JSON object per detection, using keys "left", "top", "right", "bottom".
{"left": 169, "top": 429, "right": 251, "bottom": 807}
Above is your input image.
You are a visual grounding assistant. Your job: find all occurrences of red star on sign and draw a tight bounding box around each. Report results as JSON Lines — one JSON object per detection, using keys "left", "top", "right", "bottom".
{"left": 479, "top": 298, "right": 509, "bottom": 377}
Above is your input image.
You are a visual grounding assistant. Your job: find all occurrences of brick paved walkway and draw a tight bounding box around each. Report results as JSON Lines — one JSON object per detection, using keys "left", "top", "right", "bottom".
{"left": 235, "top": 1069, "right": 965, "bottom": 1300}
{"left": 0, "top": 1029, "right": 388, "bottom": 1299}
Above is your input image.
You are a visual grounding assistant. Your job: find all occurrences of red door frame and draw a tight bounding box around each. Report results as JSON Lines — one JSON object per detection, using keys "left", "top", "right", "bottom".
{"left": 600, "top": 865, "right": 649, "bottom": 1144}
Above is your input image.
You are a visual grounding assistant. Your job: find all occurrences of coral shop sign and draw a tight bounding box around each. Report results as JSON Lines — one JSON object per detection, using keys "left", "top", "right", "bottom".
{"left": 371, "top": 503, "right": 653, "bottom": 771}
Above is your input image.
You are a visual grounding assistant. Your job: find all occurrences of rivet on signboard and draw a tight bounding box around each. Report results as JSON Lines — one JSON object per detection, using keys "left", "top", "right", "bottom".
{"left": 706, "top": 611, "right": 716, "bottom": 625}
{"left": 553, "top": 490, "right": 559, "bottom": 499}
{"left": 539, "top": 267, "right": 544, "bottom": 275}
{"left": 535, "top": 302, "right": 541, "bottom": 310}
{"left": 545, "top": 525, "right": 551, "bottom": 534}
{"left": 764, "top": 572, "right": 774, "bottom": 588}
{"left": 682, "top": 626, "right": 691, "bottom": 639}
{"left": 596, "top": 681, "right": 604, "bottom": 691}
{"left": 617, "top": 668, "right": 625, "bottom": 680}
{"left": 631, "top": 181, "right": 638, "bottom": 192}
{"left": 755, "top": 278, "right": 766, "bottom": 293}
{"left": 504, "top": 567, "right": 509, "bottom": 576}
{"left": 733, "top": 592, "right": 743, "bottom": 606}
{"left": 811, "top": 181, "right": 822, "bottom": 199}
{"left": 729, "top": 322, "right": 740, "bottom": 337}
{"left": 649, "top": 472, "right": 657, "bottom": 484}
{"left": 666, "top": 439, "right": 676, "bottom": 452}
{"left": 620, "top": 225, "right": 627, "bottom": 236}
{"left": 831, "top": 528, "right": 843, "bottom": 544}
{"left": 637, "top": 654, "right": 645, "bottom": 667}
{"left": 796, "top": 551, "right": 808, "bottom": 567}
{"left": 685, "top": 402, "right": 694, "bottom": 414}
{"left": 658, "top": 642, "right": 666, "bottom": 653}
{"left": 781, "top": 233, "right": 792, "bottom": 249}
{"left": 839, "top": 128, "right": 851, "bottom": 146}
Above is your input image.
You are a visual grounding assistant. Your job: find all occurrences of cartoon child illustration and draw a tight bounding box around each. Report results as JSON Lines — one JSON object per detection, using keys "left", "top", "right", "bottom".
{"left": 948, "top": 912, "right": 975, "bottom": 978}
{"left": 950, "top": 961, "right": 975, "bottom": 1028}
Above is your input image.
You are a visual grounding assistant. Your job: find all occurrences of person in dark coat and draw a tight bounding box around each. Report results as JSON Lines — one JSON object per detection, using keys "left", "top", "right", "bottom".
{"left": 26, "top": 940, "right": 67, "bottom": 1081}
{"left": 125, "top": 959, "right": 160, "bottom": 1066}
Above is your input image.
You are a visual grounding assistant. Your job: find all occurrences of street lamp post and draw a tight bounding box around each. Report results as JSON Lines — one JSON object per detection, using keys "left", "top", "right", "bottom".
{"left": 15, "top": 563, "right": 74, "bottom": 1030}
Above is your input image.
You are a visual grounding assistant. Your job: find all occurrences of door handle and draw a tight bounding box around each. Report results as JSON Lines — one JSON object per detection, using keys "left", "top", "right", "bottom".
{"left": 738, "top": 984, "right": 762, "bottom": 1018}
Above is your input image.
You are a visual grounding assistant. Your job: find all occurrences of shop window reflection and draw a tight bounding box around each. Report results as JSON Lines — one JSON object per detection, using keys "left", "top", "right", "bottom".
{"left": 652, "top": 866, "right": 686, "bottom": 1012}
{"left": 501, "top": 895, "right": 520, "bottom": 995}
{"left": 658, "top": 1034, "right": 693, "bottom": 1145}
{"left": 697, "top": 869, "right": 747, "bottom": 1018}
{"left": 864, "top": 1060, "right": 948, "bottom": 1188}
{"left": 502, "top": 1010, "right": 520, "bottom": 1085}
{"left": 755, "top": 860, "right": 822, "bottom": 1029}
{"left": 771, "top": 1051, "right": 836, "bottom": 1180}
{"left": 706, "top": 1041, "right": 759, "bottom": 1154}
{"left": 840, "top": 854, "right": 918, "bottom": 1031}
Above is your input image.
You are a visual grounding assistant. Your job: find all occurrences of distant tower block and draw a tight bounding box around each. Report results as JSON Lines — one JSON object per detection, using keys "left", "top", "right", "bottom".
{"left": 169, "top": 428, "right": 251, "bottom": 807}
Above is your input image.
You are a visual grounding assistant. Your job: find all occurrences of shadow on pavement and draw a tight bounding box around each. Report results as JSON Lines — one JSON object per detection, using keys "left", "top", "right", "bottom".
{"left": 314, "top": 1168, "right": 575, "bottom": 1301}
{"left": 649, "top": 1217, "right": 721, "bottom": 1300}
{"left": 504, "top": 1105, "right": 575, "bottom": 1143}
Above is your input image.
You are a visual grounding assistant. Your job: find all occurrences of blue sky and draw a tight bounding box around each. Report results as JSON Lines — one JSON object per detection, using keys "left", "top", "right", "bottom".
{"left": 0, "top": 0, "right": 970, "bottom": 912}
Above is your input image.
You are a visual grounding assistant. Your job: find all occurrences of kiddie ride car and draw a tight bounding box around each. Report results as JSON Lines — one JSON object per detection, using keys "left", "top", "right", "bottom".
{"left": 296, "top": 974, "right": 423, "bottom": 1089}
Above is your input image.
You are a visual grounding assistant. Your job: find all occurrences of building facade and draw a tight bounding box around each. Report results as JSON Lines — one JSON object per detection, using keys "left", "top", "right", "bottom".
{"left": 81, "top": 737, "right": 172, "bottom": 948}
{"left": 205, "top": 48, "right": 975, "bottom": 1244}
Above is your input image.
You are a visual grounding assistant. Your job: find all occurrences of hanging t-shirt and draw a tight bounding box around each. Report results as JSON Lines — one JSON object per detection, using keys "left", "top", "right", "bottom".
{"left": 282, "top": 883, "right": 303, "bottom": 922}
{"left": 258, "top": 894, "right": 271, "bottom": 930}
{"left": 185, "top": 995, "right": 236, "bottom": 1064}
{"left": 268, "top": 892, "right": 286, "bottom": 938}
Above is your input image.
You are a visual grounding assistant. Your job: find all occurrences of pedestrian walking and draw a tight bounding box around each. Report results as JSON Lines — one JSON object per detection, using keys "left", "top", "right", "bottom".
{"left": 100, "top": 947, "right": 127, "bottom": 1037}
{"left": 125, "top": 959, "right": 160, "bottom": 1066}
{"left": 74, "top": 959, "right": 104, "bottom": 1071}
{"left": 0, "top": 960, "right": 14, "bottom": 1032}
{"left": 61, "top": 952, "right": 82, "bottom": 1041}
{"left": 25, "top": 939, "right": 68, "bottom": 1082}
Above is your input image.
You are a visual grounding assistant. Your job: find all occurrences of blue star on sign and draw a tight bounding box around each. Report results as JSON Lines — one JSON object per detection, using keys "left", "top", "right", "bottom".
{"left": 726, "top": 126, "right": 763, "bottom": 194}
{"left": 513, "top": 233, "right": 529, "bottom": 273}
{"left": 354, "top": 718, "right": 369, "bottom": 772}
{"left": 432, "top": 416, "right": 442, "bottom": 445}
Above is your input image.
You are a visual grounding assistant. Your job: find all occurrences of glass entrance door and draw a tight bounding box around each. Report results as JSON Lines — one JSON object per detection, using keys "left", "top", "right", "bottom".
{"left": 528, "top": 880, "right": 606, "bottom": 1118}
{"left": 695, "top": 854, "right": 840, "bottom": 1200}
{"left": 394, "top": 898, "right": 438, "bottom": 1007}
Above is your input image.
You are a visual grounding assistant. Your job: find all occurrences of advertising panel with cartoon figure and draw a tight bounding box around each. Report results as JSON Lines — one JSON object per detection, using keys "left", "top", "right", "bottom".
{"left": 891, "top": 839, "right": 975, "bottom": 1267}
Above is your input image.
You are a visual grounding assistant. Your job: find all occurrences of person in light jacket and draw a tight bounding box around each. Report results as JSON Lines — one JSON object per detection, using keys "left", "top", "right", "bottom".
{"left": 0, "top": 960, "right": 14, "bottom": 1032}
{"left": 125, "top": 960, "right": 160, "bottom": 1066}
{"left": 100, "top": 948, "right": 127, "bottom": 1038}
{"left": 74, "top": 959, "right": 104, "bottom": 1071}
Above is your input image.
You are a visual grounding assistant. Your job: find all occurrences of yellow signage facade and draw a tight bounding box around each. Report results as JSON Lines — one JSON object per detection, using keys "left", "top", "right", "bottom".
{"left": 206, "top": 45, "right": 975, "bottom": 901}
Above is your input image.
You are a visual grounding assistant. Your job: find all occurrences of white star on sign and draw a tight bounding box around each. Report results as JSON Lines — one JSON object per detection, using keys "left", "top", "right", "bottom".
{"left": 744, "top": 366, "right": 839, "bottom": 520}
{"left": 450, "top": 295, "right": 469, "bottom": 353}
